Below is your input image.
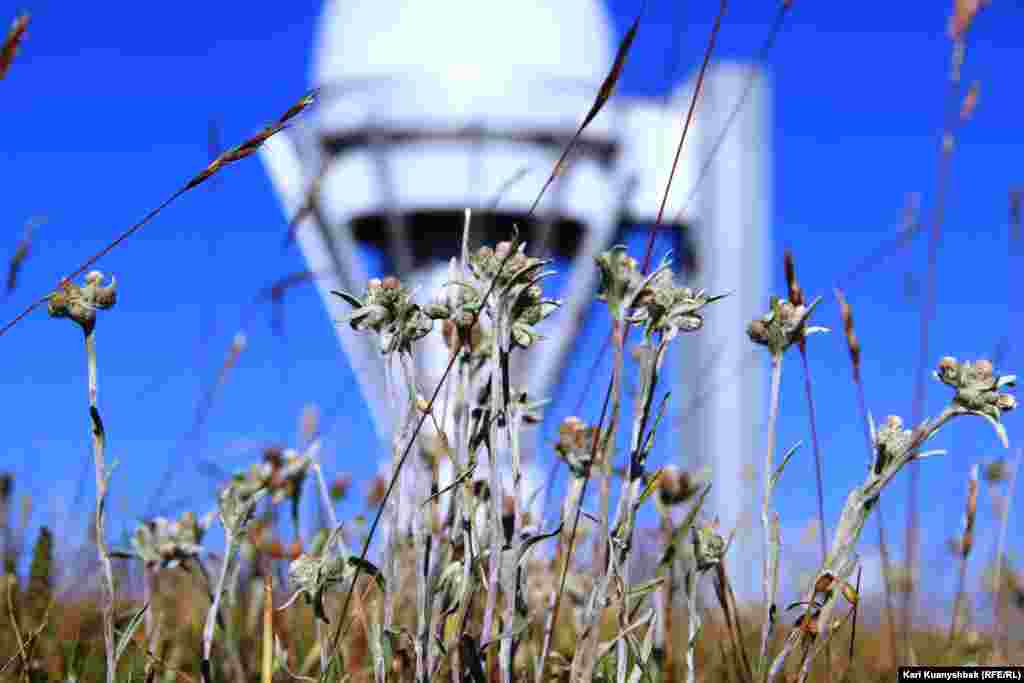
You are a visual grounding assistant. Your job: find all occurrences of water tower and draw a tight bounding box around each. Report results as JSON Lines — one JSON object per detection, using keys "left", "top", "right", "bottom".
{"left": 260, "top": 0, "right": 770, "bottom": 593}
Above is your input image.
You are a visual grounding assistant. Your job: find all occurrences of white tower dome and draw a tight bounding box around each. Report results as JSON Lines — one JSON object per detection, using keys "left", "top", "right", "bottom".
{"left": 315, "top": 0, "right": 613, "bottom": 88}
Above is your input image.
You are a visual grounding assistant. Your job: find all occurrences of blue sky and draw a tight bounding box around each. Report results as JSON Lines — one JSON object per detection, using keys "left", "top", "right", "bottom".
{"left": 2, "top": 1, "right": 1023, "bottom": 611}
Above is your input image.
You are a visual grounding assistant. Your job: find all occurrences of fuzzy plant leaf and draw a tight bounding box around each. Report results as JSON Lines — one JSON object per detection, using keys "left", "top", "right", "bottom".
{"left": 595, "top": 608, "right": 655, "bottom": 660}
{"left": 113, "top": 601, "right": 149, "bottom": 665}
{"left": 625, "top": 577, "right": 665, "bottom": 601}
{"left": 331, "top": 290, "right": 363, "bottom": 310}
{"left": 480, "top": 613, "right": 531, "bottom": 651}
{"left": 423, "top": 463, "right": 476, "bottom": 507}
{"left": 770, "top": 441, "right": 803, "bottom": 491}
{"left": 638, "top": 391, "right": 671, "bottom": 462}
{"left": 217, "top": 478, "right": 267, "bottom": 539}
{"left": 515, "top": 522, "right": 564, "bottom": 570}
{"left": 659, "top": 484, "right": 712, "bottom": 570}
{"left": 637, "top": 468, "right": 664, "bottom": 507}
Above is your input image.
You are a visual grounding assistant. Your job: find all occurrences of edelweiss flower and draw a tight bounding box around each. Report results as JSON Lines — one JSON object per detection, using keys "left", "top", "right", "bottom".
{"left": 935, "top": 357, "right": 1017, "bottom": 447}
{"left": 332, "top": 276, "right": 432, "bottom": 354}
{"left": 747, "top": 296, "right": 828, "bottom": 356}
{"left": 131, "top": 510, "right": 214, "bottom": 569}
{"left": 47, "top": 270, "right": 117, "bottom": 332}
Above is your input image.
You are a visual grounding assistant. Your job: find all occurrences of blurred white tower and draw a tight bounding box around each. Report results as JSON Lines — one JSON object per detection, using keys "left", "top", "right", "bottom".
{"left": 260, "top": 0, "right": 769, "bottom": 594}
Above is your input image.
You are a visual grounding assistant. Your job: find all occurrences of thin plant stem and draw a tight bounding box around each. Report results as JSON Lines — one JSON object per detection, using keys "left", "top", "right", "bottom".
{"left": 839, "top": 193, "right": 921, "bottom": 288}
{"left": 449, "top": 349, "right": 473, "bottom": 683}
{"left": 400, "top": 350, "right": 432, "bottom": 683}
{"left": 536, "top": 472, "right": 586, "bottom": 683}
{"left": 758, "top": 352, "right": 783, "bottom": 678}
{"left": 991, "top": 448, "right": 1021, "bottom": 659}
{"left": 535, "top": 379, "right": 614, "bottom": 683}
{"left": 797, "top": 345, "right": 827, "bottom": 564}
{"left": 944, "top": 464, "right": 978, "bottom": 656}
{"left": 796, "top": 341, "right": 829, "bottom": 680}
{"left": 684, "top": 568, "right": 701, "bottom": 683}
{"left": 835, "top": 287, "right": 897, "bottom": 670}
{"left": 904, "top": 36, "right": 966, "bottom": 658}
{"left": 612, "top": 326, "right": 630, "bottom": 683}
{"left": 947, "top": 533, "right": 970, "bottom": 651}
{"left": 202, "top": 536, "right": 238, "bottom": 683}
{"left": 505, "top": 396, "right": 526, "bottom": 680}
{"left": 481, "top": 377, "right": 503, "bottom": 660}
{"left": 714, "top": 561, "right": 754, "bottom": 682}
{"left": 84, "top": 327, "right": 117, "bottom": 683}
{"left": 147, "top": 332, "right": 247, "bottom": 518}
{"left": 571, "top": 326, "right": 628, "bottom": 683}
{"left": 672, "top": 0, "right": 790, "bottom": 226}
{"left": 144, "top": 565, "right": 161, "bottom": 682}
{"left": 262, "top": 574, "right": 274, "bottom": 683}
{"left": 643, "top": 0, "right": 728, "bottom": 269}
{"left": 595, "top": 320, "right": 624, "bottom": 574}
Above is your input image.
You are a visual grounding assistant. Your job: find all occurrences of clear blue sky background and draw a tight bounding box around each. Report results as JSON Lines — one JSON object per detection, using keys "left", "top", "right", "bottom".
{"left": 1, "top": 1, "right": 1022, "bottom": 612}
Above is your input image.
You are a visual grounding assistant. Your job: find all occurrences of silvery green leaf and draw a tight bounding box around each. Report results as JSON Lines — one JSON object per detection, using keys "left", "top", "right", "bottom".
{"left": 423, "top": 464, "right": 475, "bottom": 506}
{"left": 330, "top": 290, "right": 363, "bottom": 310}
{"left": 770, "top": 441, "right": 803, "bottom": 491}
{"left": 979, "top": 412, "right": 1010, "bottom": 449}
{"left": 113, "top": 601, "right": 149, "bottom": 665}
{"left": 636, "top": 468, "right": 664, "bottom": 507}
{"left": 658, "top": 484, "right": 711, "bottom": 570}
{"left": 595, "top": 608, "right": 655, "bottom": 660}
{"left": 516, "top": 522, "right": 563, "bottom": 570}
{"left": 706, "top": 291, "right": 731, "bottom": 305}
{"left": 349, "top": 304, "right": 389, "bottom": 330}
{"left": 423, "top": 302, "right": 450, "bottom": 320}
{"left": 511, "top": 323, "right": 536, "bottom": 349}
{"left": 480, "top": 613, "right": 530, "bottom": 651}
{"left": 625, "top": 578, "right": 665, "bottom": 601}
